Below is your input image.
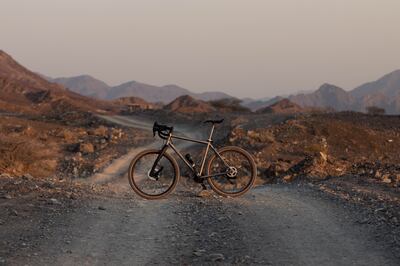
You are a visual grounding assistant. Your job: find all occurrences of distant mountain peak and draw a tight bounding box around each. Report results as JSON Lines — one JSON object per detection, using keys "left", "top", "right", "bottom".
{"left": 351, "top": 69, "right": 400, "bottom": 100}
{"left": 383, "top": 69, "right": 400, "bottom": 77}
{"left": 317, "top": 83, "right": 345, "bottom": 92}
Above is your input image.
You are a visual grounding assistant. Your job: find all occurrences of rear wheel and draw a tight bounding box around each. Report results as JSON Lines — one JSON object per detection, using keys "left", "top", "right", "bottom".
{"left": 207, "top": 146, "right": 257, "bottom": 197}
{"left": 128, "top": 149, "right": 179, "bottom": 200}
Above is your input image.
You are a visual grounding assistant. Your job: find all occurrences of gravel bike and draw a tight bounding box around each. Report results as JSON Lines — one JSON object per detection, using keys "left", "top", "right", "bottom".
{"left": 128, "top": 119, "right": 257, "bottom": 199}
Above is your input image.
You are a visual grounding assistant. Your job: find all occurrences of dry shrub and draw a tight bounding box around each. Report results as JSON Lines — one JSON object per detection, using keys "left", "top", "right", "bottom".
{"left": 0, "top": 133, "right": 58, "bottom": 177}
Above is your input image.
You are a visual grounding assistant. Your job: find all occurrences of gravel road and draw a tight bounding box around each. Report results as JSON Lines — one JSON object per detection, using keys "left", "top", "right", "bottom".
{"left": 4, "top": 185, "right": 398, "bottom": 265}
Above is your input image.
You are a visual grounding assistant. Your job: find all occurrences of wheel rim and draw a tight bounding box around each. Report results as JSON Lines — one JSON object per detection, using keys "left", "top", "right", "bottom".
{"left": 208, "top": 149, "right": 254, "bottom": 194}
{"left": 130, "top": 152, "right": 176, "bottom": 197}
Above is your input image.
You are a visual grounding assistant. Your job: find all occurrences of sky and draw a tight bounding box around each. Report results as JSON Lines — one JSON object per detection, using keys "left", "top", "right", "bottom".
{"left": 1, "top": 0, "right": 400, "bottom": 98}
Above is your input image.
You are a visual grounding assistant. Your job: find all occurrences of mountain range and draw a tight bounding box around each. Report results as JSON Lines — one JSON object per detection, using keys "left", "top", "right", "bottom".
{"left": 2, "top": 49, "right": 400, "bottom": 114}
{"left": 48, "top": 75, "right": 233, "bottom": 103}
{"left": 244, "top": 70, "right": 400, "bottom": 114}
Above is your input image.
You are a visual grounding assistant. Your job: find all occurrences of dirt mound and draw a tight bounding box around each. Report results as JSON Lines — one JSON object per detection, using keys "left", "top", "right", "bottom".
{"left": 256, "top": 98, "right": 305, "bottom": 114}
{"left": 164, "top": 95, "right": 216, "bottom": 113}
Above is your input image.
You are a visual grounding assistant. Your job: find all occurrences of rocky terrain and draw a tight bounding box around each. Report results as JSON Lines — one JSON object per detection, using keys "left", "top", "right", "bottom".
{"left": 227, "top": 111, "right": 400, "bottom": 251}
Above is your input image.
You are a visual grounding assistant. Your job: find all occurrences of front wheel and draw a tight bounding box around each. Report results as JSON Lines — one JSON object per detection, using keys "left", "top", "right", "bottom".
{"left": 128, "top": 149, "right": 180, "bottom": 200}
{"left": 207, "top": 146, "right": 257, "bottom": 197}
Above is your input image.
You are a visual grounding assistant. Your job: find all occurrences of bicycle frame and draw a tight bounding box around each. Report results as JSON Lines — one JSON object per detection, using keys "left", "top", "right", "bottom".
{"left": 151, "top": 125, "right": 230, "bottom": 179}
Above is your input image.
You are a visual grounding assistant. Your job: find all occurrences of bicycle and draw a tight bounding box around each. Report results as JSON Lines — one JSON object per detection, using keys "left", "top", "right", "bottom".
{"left": 128, "top": 119, "right": 257, "bottom": 199}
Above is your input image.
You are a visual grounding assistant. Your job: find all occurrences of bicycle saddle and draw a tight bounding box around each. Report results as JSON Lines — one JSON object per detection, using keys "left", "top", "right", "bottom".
{"left": 204, "top": 119, "right": 224, "bottom": 124}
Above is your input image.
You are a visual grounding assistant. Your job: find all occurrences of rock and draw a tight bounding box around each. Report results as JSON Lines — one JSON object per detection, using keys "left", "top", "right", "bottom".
{"left": 193, "top": 249, "right": 206, "bottom": 257}
{"left": 92, "top": 126, "right": 108, "bottom": 137}
{"left": 42, "top": 181, "right": 55, "bottom": 189}
{"left": 381, "top": 174, "right": 391, "bottom": 184}
{"left": 98, "top": 206, "right": 106, "bottom": 211}
{"left": 208, "top": 232, "right": 217, "bottom": 237}
{"left": 79, "top": 143, "right": 94, "bottom": 154}
{"left": 208, "top": 253, "right": 225, "bottom": 262}
{"left": 49, "top": 198, "right": 62, "bottom": 205}
{"left": 2, "top": 194, "right": 12, "bottom": 199}
{"left": 0, "top": 173, "right": 12, "bottom": 179}
{"left": 319, "top": 152, "right": 328, "bottom": 162}
{"left": 73, "top": 167, "right": 79, "bottom": 177}
{"left": 22, "top": 173, "right": 34, "bottom": 180}
{"left": 197, "top": 190, "right": 212, "bottom": 198}
{"left": 283, "top": 175, "right": 292, "bottom": 182}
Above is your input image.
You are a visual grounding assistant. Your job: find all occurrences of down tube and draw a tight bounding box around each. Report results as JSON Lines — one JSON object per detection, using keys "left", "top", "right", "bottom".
{"left": 168, "top": 143, "right": 195, "bottom": 172}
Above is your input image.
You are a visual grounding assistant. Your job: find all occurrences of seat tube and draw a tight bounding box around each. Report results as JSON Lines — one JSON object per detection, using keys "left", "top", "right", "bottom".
{"left": 199, "top": 125, "right": 215, "bottom": 175}
{"left": 208, "top": 125, "right": 215, "bottom": 142}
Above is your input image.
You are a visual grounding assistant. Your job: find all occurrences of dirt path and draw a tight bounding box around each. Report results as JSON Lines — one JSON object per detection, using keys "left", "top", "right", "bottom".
{"left": 4, "top": 185, "right": 398, "bottom": 265}
{"left": 2, "top": 116, "right": 399, "bottom": 265}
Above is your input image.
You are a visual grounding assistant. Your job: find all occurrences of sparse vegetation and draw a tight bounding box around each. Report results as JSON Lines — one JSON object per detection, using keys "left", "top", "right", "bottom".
{"left": 367, "top": 106, "right": 386, "bottom": 115}
{"left": 209, "top": 98, "right": 251, "bottom": 113}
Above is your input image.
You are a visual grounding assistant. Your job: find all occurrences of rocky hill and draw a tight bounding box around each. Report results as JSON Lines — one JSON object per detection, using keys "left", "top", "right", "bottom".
{"left": 256, "top": 98, "right": 305, "bottom": 114}
{"left": 0, "top": 50, "right": 115, "bottom": 115}
{"left": 289, "top": 84, "right": 355, "bottom": 111}
{"left": 351, "top": 70, "right": 400, "bottom": 99}
{"left": 163, "top": 95, "right": 216, "bottom": 113}
{"left": 51, "top": 75, "right": 110, "bottom": 99}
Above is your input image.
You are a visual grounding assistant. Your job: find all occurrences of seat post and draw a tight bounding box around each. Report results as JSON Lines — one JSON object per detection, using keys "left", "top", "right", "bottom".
{"left": 208, "top": 124, "right": 215, "bottom": 142}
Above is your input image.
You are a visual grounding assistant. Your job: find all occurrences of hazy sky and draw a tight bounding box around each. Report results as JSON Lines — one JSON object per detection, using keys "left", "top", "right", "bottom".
{"left": 1, "top": 0, "right": 400, "bottom": 98}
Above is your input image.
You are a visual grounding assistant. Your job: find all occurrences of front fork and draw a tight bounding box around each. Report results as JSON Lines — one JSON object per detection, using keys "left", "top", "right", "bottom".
{"left": 149, "top": 144, "right": 169, "bottom": 179}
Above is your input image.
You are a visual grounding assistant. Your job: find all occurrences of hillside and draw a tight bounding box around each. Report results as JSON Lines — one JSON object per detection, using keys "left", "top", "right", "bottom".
{"left": 163, "top": 95, "right": 216, "bottom": 113}
{"left": 289, "top": 84, "right": 355, "bottom": 111}
{"left": 351, "top": 70, "right": 400, "bottom": 99}
{"left": 51, "top": 75, "right": 110, "bottom": 99}
{"left": 0, "top": 50, "right": 115, "bottom": 115}
{"left": 256, "top": 98, "right": 305, "bottom": 114}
